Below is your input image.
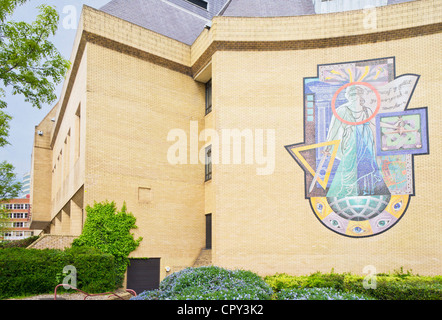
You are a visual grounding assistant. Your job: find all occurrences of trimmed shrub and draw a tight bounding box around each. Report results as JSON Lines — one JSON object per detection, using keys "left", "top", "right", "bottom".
{"left": 264, "top": 271, "right": 442, "bottom": 300}
{"left": 0, "top": 235, "right": 39, "bottom": 248}
{"left": 265, "top": 272, "right": 348, "bottom": 291}
{"left": 264, "top": 273, "right": 309, "bottom": 292}
{"left": 132, "top": 266, "right": 274, "bottom": 300}
{"left": 0, "top": 248, "right": 64, "bottom": 298}
{"left": 0, "top": 246, "right": 116, "bottom": 299}
{"left": 63, "top": 246, "right": 116, "bottom": 293}
{"left": 349, "top": 276, "right": 442, "bottom": 300}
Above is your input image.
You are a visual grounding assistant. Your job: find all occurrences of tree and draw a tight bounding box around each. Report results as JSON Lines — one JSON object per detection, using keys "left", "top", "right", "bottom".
{"left": 0, "top": 1, "right": 69, "bottom": 238}
{"left": 0, "top": 0, "right": 70, "bottom": 145}
{"left": 0, "top": 161, "right": 22, "bottom": 238}
{"left": 0, "top": 160, "right": 21, "bottom": 200}
{"left": 72, "top": 201, "right": 143, "bottom": 288}
{"left": 0, "top": 110, "right": 10, "bottom": 147}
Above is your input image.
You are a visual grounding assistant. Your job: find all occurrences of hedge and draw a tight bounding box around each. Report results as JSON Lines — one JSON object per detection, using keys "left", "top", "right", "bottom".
{"left": 264, "top": 271, "right": 442, "bottom": 300}
{"left": 0, "top": 236, "right": 39, "bottom": 249}
{"left": 0, "top": 247, "right": 116, "bottom": 299}
{"left": 275, "top": 287, "right": 374, "bottom": 300}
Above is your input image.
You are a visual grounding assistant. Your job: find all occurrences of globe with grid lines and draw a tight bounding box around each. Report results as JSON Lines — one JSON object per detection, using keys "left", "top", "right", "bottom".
{"left": 326, "top": 195, "right": 391, "bottom": 221}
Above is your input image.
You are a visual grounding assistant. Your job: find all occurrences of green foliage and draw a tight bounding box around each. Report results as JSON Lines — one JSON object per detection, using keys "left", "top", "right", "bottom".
{"left": 264, "top": 273, "right": 309, "bottom": 292}
{"left": 63, "top": 246, "right": 116, "bottom": 293}
{"left": 134, "top": 267, "right": 441, "bottom": 301}
{"left": 0, "top": 161, "right": 22, "bottom": 200}
{"left": 0, "top": 1, "right": 71, "bottom": 109}
{"left": 364, "top": 279, "right": 442, "bottom": 300}
{"left": 72, "top": 201, "right": 142, "bottom": 288}
{"left": 0, "top": 110, "right": 11, "bottom": 147}
{"left": 0, "top": 0, "right": 70, "bottom": 146}
{"left": 132, "top": 266, "right": 274, "bottom": 300}
{"left": 0, "top": 1, "right": 28, "bottom": 22}
{"left": 264, "top": 270, "right": 442, "bottom": 300}
{"left": 0, "top": 246, "right": 115, "bottom": 299}
{"left": 0, "top": 235, "right": 38, "bottom": 248}
{"left": 275, "top": 287, "right": 374, "bottom": 300}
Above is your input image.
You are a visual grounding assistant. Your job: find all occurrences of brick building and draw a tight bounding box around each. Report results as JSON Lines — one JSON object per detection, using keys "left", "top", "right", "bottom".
{"left": 30, "top": 0, "right": 441, "bottom": 291}
{"left": 1, "top": 198, "right": 33, "bottom": 241}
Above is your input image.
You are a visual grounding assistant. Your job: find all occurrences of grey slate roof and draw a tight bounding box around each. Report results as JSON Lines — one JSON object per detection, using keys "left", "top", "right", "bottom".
{"left": 100, "top": 0, "right": 212, "bottom": 45}
{"left": 220, "top": 0, "right": 315, "bottom": 17}
{"left": 387, "top": 0, "right": 416, "bottom": 4}
{"left": 99, "top": 0, "right": 418, "bottom": 45}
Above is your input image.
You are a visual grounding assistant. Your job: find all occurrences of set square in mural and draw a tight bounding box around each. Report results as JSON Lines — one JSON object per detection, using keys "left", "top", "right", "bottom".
{"left": 285, "top": 57, "right": 429, "bottom": 238}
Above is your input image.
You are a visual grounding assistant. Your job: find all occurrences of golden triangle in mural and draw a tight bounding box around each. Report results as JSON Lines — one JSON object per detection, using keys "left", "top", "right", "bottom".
{"left": 287, "top": 140, "right": 340, "bottom": 191}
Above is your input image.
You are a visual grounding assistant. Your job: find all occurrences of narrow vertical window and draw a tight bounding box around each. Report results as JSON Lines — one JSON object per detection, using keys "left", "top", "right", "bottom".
{"left": 75, "top": 105, "right": 81, "bottom": 160}
{"left": 205, "top": 213, "right": 212, "bottom": 249}
{"left": 205, "top": 145, "right": 212, "bottom": 181}
{"left": 58, "top": 151, "right": 62, "bottom": 191}
{"left": 64, "top": 129, "right": 70, "bottom": 177}
{"left": 205, "top": 79, "right": 212, "bottom": 115}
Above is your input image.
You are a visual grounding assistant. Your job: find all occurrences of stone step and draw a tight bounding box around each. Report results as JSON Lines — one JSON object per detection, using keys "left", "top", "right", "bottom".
{"left": 27, "top": 234, "right": 78, "bottom": 250}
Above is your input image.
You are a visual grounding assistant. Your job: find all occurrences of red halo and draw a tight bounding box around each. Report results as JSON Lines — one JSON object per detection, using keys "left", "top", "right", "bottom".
{"left": 331, "top": 81, "right": 381, "bottom": 126}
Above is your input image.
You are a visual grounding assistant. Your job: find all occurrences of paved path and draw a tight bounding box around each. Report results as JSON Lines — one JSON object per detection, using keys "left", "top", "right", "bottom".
{"left": 8, "top": 289, "right": 132, "bottom": 300}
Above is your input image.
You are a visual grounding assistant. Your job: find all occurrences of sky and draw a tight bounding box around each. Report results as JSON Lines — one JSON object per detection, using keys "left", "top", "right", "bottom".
{"left": 0, "top": 0, "right": 112, "bottom": 181}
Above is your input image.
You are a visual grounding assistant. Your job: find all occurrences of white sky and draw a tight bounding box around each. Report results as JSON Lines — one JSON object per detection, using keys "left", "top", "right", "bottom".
{"left": 0, "top": 0, "right": 111, "bottom": 180}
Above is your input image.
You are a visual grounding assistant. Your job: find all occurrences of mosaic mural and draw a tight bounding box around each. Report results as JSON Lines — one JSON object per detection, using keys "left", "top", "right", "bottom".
{"left": 285, "top": 57, "right": 429, "bottom": 238}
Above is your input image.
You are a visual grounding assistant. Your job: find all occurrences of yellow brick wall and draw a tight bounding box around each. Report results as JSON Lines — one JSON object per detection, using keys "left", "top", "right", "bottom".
{"left": 50, "top": 46, "right": 87, "bottom": 222}
{"left": 82, "top": 6, "right": 191, "bottom": 68}
{"left": 84, "top": 42, "right": 206, "bottom": 280}
{"left": 30, "top": 106, "right": 57, "bottom": 226}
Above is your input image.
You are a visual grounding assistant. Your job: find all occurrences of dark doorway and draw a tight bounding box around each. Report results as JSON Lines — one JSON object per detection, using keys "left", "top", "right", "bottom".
{"left": 205, "top": 214, "right": 212, "bottom": 249}
{"left": 126, "top": 258, "right": 160, "bottom": 294}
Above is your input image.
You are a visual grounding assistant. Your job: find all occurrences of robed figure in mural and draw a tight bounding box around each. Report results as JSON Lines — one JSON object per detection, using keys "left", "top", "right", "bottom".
{"left": 324, "top": 85, "right": 390, "bottom": 198}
